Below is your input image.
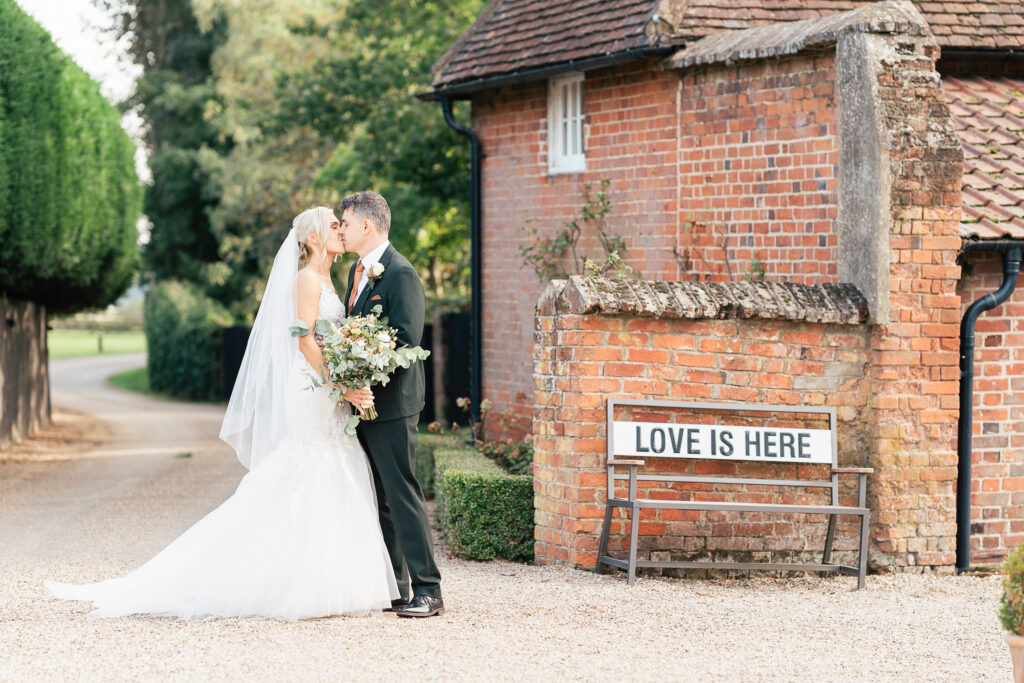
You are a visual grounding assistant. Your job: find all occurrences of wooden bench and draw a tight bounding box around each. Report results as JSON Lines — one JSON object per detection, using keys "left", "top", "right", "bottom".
{"left": 595, "top": 399, "right": 873, "bottom": 589}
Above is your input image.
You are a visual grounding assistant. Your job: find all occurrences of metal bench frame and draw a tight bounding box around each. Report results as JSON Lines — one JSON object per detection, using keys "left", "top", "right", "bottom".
{"left": 596, "top": 399, "right": 873, "bottom": 589}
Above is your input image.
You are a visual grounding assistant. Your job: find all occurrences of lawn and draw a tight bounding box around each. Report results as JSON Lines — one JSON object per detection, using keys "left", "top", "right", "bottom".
{"left": 48, "top": 329, "right": 146, "bottom": 359}
{"left": 108, "top": 367, "right": 149, "bottom": 394}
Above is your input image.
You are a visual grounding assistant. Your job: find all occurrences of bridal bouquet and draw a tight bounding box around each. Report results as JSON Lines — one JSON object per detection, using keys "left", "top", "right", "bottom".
{"left": 290, "top": 305, "right": 430, "bottom": 436}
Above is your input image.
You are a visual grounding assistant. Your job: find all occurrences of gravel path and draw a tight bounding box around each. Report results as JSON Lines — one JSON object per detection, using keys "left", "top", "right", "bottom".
{"left": 0, "top": 356, "right": 1010, "bottom": 681}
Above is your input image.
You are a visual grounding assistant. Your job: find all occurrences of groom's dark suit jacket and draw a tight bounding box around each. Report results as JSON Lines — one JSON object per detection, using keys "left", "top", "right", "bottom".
{"left": 343, "top": 244, "right": 426, "bottom": 422}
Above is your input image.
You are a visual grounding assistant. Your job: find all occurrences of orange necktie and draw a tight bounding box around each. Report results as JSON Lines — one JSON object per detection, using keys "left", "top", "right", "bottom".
{"left": 347, "top": 261, "right": 365, "bottom": 314}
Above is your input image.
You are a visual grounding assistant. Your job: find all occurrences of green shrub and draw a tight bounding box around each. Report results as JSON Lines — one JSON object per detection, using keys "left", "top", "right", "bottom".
{"left": 144, "top": 280, "right": 232, "bottom": 401}
{"left": 477, "top": 438, "right": 534, "bottom": 475}
{"left": 415, "top": 432, "right": 464, "bottom": 499}
{"left": 1001, "top": 543, "right": 1024, "bottom": 634}
{"left": 435, "top": 448, "right": 534, "bottom": 562}
{"left": 0, "top": 0, "right": 141, "bottom": 313}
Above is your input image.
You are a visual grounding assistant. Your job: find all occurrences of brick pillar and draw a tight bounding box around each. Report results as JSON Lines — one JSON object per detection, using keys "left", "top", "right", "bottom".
{"left": 854, "top": 32, "right": 963, "bottom": 569}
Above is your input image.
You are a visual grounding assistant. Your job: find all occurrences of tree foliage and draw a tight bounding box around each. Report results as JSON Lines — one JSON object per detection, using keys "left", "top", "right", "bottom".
{"left": 99, "top": 0, "right": 227, "bottom": 289}
{"left": 272, "top": 0, "right": 483, "bottom": 308}
{"left": 106, "top": 0, "right": 481, "bottom": 319}
{"left": 0, "top": 0, "right": 141, "bottom": 313}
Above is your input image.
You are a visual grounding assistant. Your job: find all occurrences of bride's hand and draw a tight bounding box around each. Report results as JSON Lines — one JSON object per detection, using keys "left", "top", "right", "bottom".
{"left": 342, "top": 387, "right": 374, "bottom": 414}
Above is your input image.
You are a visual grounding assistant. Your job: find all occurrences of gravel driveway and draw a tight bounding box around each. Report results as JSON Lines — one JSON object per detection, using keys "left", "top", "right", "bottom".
{"left": 0, "top": 355, "right": 1010, "bottom": 681}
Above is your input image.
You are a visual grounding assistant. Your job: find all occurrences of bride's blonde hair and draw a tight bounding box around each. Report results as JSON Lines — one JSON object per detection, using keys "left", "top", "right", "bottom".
{"left": 293, "top": 206, "right": 334, "bottom": 264}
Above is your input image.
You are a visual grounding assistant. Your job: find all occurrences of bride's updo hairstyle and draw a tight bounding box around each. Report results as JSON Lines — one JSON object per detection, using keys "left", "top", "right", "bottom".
{"left": 293, "top": 206, "right": 334, "bottom": 264}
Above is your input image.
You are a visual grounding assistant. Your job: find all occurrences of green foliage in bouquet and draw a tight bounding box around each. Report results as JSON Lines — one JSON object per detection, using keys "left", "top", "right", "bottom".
{"left": 290, "top": 305, "right": 430, "bottom": 436}
{"left": 1001, "top": 543, "right": 1024, "bottom": 635}
{"left": 435, "top": 449, "right": 534, "bottom": 563}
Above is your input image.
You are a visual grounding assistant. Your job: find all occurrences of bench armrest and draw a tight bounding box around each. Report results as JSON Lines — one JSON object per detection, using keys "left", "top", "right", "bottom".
{"left": 832, "top": 467, "right": 874, "bottom": 474}
{"left": 608, "top": 458, "right": 645, "bottom": 466}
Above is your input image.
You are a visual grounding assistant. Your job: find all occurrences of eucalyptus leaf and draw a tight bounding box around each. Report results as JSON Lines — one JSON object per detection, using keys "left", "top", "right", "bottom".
{"left": 289, "top": 319, "right": 311, "bottom": 337}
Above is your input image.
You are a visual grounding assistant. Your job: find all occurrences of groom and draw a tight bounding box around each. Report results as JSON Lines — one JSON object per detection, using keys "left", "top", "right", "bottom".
{"left": 339, "top": 191, "right": 444, "bottom": 618}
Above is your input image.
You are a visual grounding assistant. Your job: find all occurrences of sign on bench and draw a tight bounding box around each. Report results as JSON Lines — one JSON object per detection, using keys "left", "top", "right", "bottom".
{"left": 597, "top": 399, "right": 872, "bottom": 589}
{"left": 616, "top": 422, "right": 833, "bottom": 463}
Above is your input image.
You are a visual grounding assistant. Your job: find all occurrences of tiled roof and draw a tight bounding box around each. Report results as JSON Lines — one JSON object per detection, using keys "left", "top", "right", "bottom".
{"left": 674, "top": 1, "right": 1024, "bottom": 49}
{"left": 431, "top": 0, "right": 672, "bottom": 88}
{"left": 433, "top": 1, "right": 1024, "bottom": 89}
{"left": 666, "top": 1, "right": 928, "bottom": 70}
{"left": 943, "top": 76, "right": 1024, "bottom": 239}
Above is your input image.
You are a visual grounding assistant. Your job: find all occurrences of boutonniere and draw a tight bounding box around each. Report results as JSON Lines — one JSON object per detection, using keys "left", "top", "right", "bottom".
{"left": 367, "top": 262, "right": 385, "bottom": 289}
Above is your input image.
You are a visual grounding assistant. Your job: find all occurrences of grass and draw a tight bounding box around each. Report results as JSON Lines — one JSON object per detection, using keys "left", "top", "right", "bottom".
{"left": 48, "top": 329, "right": 146, "bottom": 359}
{"left": 108, "top": 366, "right": 149, "bottom": 394}
{"left": 107, "top": 365, "right": 226, "bottom": 405}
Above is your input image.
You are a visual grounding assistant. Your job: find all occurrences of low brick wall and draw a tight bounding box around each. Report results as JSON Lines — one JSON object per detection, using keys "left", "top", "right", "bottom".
{"left": 0, "top": 295, "right": 49, "bottom": 449}
{"left": 533, "top": 276, "right": 876, "bottom": 570}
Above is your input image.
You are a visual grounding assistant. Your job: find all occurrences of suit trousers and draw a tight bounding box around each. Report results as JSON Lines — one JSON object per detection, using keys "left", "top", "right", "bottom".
{"left": 356, "top": 415, "right": 441, "bottom": 599}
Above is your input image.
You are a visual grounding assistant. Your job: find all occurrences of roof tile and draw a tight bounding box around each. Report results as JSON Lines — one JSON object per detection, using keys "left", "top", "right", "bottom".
{"left": 434, "top": 1, "right": 1024, "bottom": 89}
{"left": 944, "top": 75, "right": 1024, "bottom": 239}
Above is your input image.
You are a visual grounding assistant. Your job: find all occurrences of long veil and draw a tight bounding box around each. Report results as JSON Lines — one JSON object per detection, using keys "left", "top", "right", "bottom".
{"left": 219, "top": 229, "right": 299, "bottom": 470}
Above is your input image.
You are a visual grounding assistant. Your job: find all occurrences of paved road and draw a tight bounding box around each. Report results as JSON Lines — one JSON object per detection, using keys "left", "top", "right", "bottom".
{"left": 0, "top": 355, "right": 1010, "bottom": 681}
{"left": 0, "top": 355, "right": 242, "bottom": 565}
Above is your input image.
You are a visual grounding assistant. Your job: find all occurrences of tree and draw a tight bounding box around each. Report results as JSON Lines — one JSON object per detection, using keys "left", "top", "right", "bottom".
{"left": 277, "top": 0, "right": 483, "bottom": 307}
{"left": 0, "top": 0, "right": 141, "bottom": 313}
{"left": 98, "top": 0, "right": 228, "bottom": 289}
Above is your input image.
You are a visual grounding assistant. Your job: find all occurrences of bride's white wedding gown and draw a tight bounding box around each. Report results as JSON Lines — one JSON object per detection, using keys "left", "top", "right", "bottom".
{"left": 47, "top": 283, "right": 399, "bottom": 619}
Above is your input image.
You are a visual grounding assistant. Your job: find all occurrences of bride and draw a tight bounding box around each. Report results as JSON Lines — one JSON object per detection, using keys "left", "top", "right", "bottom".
{"left": 47, "top": 207, "right": 400, "bottom": 619}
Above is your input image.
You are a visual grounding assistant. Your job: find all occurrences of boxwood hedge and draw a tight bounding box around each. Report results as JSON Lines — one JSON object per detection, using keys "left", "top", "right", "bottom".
{"left": 435, "top": 448, "right": 534, "bottom": 563}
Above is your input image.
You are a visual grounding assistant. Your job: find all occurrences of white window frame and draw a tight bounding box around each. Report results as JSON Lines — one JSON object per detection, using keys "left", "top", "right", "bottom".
{"left": 548, "top": 72, "right": 586, "bottom": 174}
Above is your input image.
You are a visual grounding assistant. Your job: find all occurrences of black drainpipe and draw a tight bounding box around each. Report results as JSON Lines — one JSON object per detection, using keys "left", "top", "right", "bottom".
{"left": 439, "top": 96, "right": 484, "bottom": 422}
{"left": 956, "top": 242, "right": 1022, "bottom": 573}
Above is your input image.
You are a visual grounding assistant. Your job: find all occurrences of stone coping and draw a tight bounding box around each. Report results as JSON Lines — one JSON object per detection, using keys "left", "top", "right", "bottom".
{"left": 538, "top": 276, "right": 869, "bottom": 325}
{"left": 665, "top": 0, "right": 928, "bottom": 70}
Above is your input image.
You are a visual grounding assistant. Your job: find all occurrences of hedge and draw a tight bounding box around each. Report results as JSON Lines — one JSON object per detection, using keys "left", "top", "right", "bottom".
{"left": 0, "top": 0, "right": 141, "bottom": 313}
{"left": 435, "top": 448, "right": 534, "bottom": 562}
{"left": 144, "top": 280, "right": 232, "bottom": 401}
{"left": 414, "top": 433, "right": 465, "bottom": 499}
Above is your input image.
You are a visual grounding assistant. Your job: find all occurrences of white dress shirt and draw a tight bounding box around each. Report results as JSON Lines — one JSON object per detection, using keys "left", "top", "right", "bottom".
{"left": 354, "top": 240, "right": 390, "bottom": 303}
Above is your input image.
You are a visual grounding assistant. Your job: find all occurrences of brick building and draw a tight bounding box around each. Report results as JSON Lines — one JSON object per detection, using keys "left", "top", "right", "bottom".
{"left": 426, "top": 0, "right": 1024, "bottom": 571}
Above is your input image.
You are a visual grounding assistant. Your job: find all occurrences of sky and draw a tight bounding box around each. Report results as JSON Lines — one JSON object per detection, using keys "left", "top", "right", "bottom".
{"left": 14, "top": 0, "right": 149, "bottom": 181}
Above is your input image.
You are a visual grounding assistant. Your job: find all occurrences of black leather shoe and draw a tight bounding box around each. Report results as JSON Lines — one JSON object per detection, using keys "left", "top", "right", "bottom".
{"left": 394, "top": 595, "right": 444, "bottom": 618}
{"left": 382, "top": 598, "right": 409, "bottom": 613}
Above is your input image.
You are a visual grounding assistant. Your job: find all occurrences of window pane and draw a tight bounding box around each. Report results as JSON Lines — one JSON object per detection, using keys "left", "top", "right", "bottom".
{"left": 569, "top": 83, "right": 577, "bottom": 155}
{"left": 565, "top": 84, "right": 573, "bottom": 156}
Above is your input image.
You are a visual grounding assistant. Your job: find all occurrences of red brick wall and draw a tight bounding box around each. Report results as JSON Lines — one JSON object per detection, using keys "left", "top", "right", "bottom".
{"left": 533, "top": 309, "right": 872, "bottom": 568}
{"left": 472, "top": 58, "right": 678, "bottom": 439}
{"left": 472, "top": 54, "right": 843, "bottom": 438}
{"left": 959, "top": 254, "right": 1024, "bottom": 564}
{"left": 526, "top": 33, "right": 968, "bottom": 571}
{"left": 677, "top": 54, "right": 839, "bottom": 284}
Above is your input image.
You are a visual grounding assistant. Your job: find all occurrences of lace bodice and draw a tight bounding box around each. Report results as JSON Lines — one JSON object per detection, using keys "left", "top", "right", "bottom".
{"left": 318, "top": 281, "right": 345, "bottom": 325}
{"left": 297, "top": 282, "right": 345, "bottom": 383}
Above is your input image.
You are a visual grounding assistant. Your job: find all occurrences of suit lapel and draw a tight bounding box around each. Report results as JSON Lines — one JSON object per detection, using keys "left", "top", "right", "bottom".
{"left": 353, "top": 244, "right": 396, "bottom": 315}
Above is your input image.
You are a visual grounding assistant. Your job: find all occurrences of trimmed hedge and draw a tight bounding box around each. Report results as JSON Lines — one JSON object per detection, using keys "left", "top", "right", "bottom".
{"left": 0, "top": 0, "right": 141, "bottom": 313}
{"left": 414, "top": 433, "right": 464, "bottom": 499}
{"left": 144, "top": 280, "right": 232, "bottom": 401}
{"left": 435, "top": 448, "right": 534, "bottom": 562}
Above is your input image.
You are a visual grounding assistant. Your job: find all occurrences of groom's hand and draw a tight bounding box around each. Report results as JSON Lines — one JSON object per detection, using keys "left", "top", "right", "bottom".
{"left": 343, "top": 387, "right": 374, "bottom": 414}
